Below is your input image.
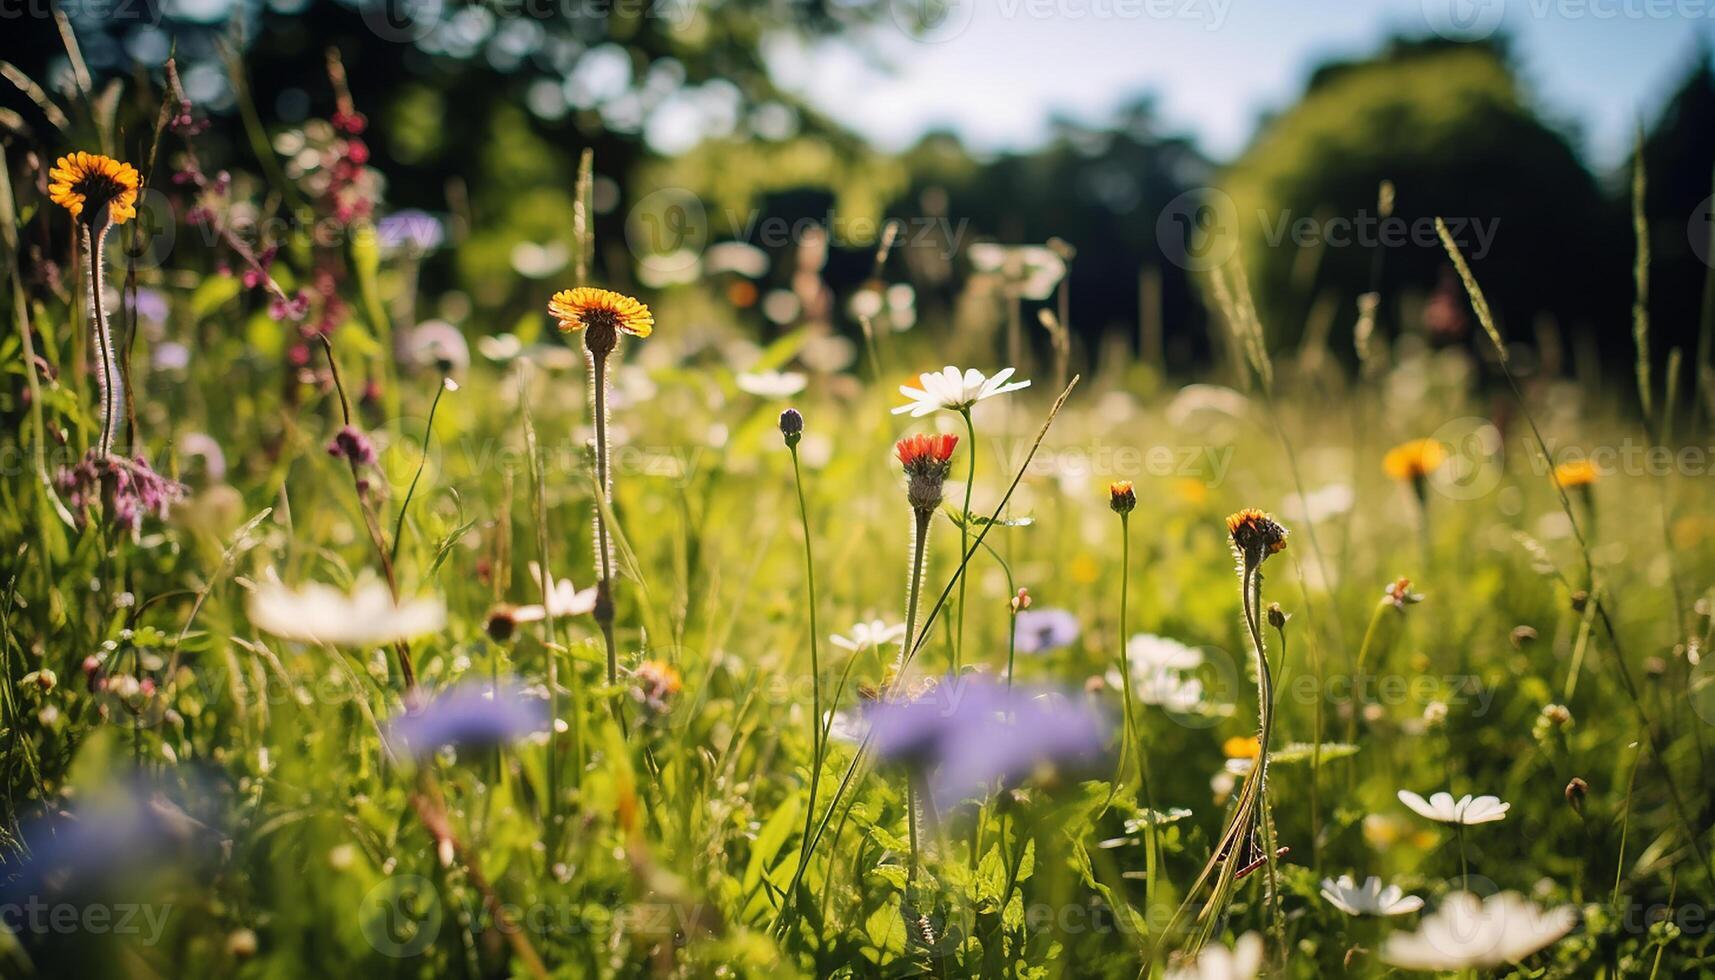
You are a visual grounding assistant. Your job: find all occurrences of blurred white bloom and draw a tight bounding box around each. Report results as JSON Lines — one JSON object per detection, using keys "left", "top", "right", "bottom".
{"left": 509, "top": 241, "right": 569, "bottom": 279}
{"left": 893, "top": 365, "right": 1030, "bottom": 417}
{"left": 799, "top": 432, "right": 834, "bottom": 469}
{"left": 407, "top": 320, "right": 470, "bottom": 373}
{"left": 1398, "top": 790, "right": 1510, "bottom": 825}
{"left": 968, "top": 243, "right": 1066, "bottom": 301}
{"left": 1165, "top": 932, "right": 1262, "bottom": 980}
{"left": 517, "top": 563, "right": 597, "bottom": 620}
{"left": 249, "top": 577, "right": 445, "bottom": 646}
{"left": 799, "top": 332, "right": 856, "bottom": 373}
{"left": 637, "top": 251, "right": 701, "bottom": 287}
{"left": 1166, "top": 384, "right": 1250, "bottom": 426}
{"left": 826, "top": 707, "right": 868, "bottom": 745}
{"left": 477, "top": 333, "right": 524, "bottom": 362}
{"left": 736, "top": 369, "right": 808, "bottom": 398}
{"left": 761, "top": 289, "right": 801, "bottom": 325}
{"left": 1382, "top": 892, "right": 1576, "bottom": 971}
{"left": 1320, "top": 875, "right": 1424, "bottom": 917}
{"left": 1282, "top": 483, "right": 1355, "bottom": 523}
{"left": 1127, "top": 634, "right": 1203, "bottom": 670}
{"left": 847, "top": 287, "right": 884, "bottom": 320}
{"left": 704, "top": 241, "right": 769, "bottom": 278}
{"left": 1107, "top": 634, "right": 1215, "bottom": 713}
{"left": 831, "top": 619, "right": 907, "bottom": 653}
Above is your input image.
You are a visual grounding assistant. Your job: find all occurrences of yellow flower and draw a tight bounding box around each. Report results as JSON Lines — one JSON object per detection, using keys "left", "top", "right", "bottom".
{"left": 48, "top": 152, "right": 140, "bottom": 226}
{"left": 1382, "top": 439, "right": 1447, "bottom": 481}
{"left": 1223, "top": 735, "right": 1261, "bottom": 760}
{"left": 1552, "top": 459, "right": 1599, "bottom": 489}
{"left": 547, "top": 287, "right": 653, "bottom": 339}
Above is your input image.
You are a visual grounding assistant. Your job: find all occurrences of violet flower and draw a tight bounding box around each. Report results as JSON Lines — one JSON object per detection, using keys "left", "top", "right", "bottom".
{"left": 386, "top": 680, "right": 550, "bottom": 760}
{"left": 55, "top": 451, "right": 186, "bottom": 535}
{"left": 868, "top": 676, "right": 1109, "bottom": 808}
{"left": 1013, "top": 608, "right": 1080, "bottom": 654}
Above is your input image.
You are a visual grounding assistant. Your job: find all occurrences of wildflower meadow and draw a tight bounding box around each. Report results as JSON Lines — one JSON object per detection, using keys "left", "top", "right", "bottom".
{"left": 4, "top": 8, "right": 1715, "bottom": 979}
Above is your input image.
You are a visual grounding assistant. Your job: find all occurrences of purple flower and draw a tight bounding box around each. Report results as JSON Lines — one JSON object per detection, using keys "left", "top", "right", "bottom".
{"left": 326, "top": 425, "right": 376, "bottom": 467}
{"left": 1013, "top": 608, "right": 1080, "bottom": 654}
{"left": 377, "top": 209, "right": 445, "bottom": 255}
{"left": 123, "top": 287, "right": 169, "bottom": 325}
{"left": 387, "top": 680, "right": 550, "bottom": 759}
{"left": 55, "top": 452, "right": 187, "bottom": 535}
{"left": 3, "top": 778, "right": 219, "bottom": 905}
{"left": 869, "top": 676, "right": 1109, "bottom": 808}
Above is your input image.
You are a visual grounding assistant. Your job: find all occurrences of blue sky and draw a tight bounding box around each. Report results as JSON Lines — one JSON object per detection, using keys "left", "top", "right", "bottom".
{"left": 764, "top": 0, "right": 1712, "bottom": 170}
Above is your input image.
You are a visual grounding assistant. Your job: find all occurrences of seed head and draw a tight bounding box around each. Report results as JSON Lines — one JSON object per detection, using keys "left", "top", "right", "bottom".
{"left": 779, "top": 407, "right": 804, "bottom": 448}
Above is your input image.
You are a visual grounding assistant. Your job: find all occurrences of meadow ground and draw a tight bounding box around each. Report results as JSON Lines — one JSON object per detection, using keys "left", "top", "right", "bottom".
{"left": 4, "top": 71, "right": 1715, "bottom": 980}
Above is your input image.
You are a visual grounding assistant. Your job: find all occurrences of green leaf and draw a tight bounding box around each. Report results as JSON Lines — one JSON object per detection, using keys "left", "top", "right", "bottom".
{"left": 742, "top": 793, "right": 800, "bottom": 898}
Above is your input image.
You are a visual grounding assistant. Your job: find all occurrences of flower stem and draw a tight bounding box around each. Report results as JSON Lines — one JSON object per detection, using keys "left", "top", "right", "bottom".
{"left": 954, "top": 408, "right": 976, "bottom": 673}
{"left": 901, "top": 508, "right": 933, "bottom": 682}
{"left": 83, "top": 223, "right": 121, "bottom": 459}
{"left": 590, "top": 348, "right": 620, "bottom": 687}
{"left": 786, "top": 446, "right": 826, "bottom": 903}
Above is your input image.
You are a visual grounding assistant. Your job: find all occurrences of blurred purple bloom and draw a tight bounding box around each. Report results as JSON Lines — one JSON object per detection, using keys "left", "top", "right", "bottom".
{"left": 387, "top": 680, "right": 549, "bottom": 759}
{"left": 3, "top": 779, "right": 219, "bottom": 904}
{"left": 868, "top": 676, "right": 1108, "bottom": 808}
{"left": 55, "top": 452, "right": 186, "bottom": 535}
{"left": 123, "top": 287, "right": 169, "bottom": 325}
{"left": 1013, "top": 608, "right": 1080, "bottom": 654}
{"left": 327, "top": 425, "right": 377, "bottom": 467}
{"left": 377, "top": 209, "right": 444, "bottom": 255}
{"left": 152, "top": 341, "right": 191, "bottom": 372}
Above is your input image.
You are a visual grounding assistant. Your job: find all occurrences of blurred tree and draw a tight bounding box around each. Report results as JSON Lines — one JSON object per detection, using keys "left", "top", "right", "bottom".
{"left": 1220, "top": 37, "right": 1628, "bottom": 374}
{"left": 3, "top": 0, "right": 893, "bottom": 314}
{"left": 897, "top": 98, "right": 1213, "bottom": 370}
{"left": 1641, "top": 43, "right": 1715, "bottom": 406}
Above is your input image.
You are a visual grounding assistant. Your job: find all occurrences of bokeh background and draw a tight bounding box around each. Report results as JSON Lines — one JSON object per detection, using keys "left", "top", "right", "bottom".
{"left": 8, "top": 0, "right": 1715, "bottom": 391}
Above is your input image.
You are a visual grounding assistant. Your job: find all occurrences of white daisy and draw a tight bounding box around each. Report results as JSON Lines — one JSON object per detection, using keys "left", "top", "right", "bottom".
{"left": 1319, "top": 874, "right": 1424, "bottom": 917}
{"left": 830, "top": 619, "right": 908, "bottom": 653}
{"left": 514, "top": 563, "right": 597, "bottom": 621}
{"left": 1397, "top": 790, "right": 1511, "bottom": 825}
{"left": 1382, "top": 891, "right": 1577, "bottom": 971}
{"left": 967, "top": 243, "right": 1066, "bottom": 300}
{"left": 892, "top": 365, "right": 1031, "bottom": 417}
{"left": 1165, "top": 932, "right": 1263, "bottom": 980}
{"left": 1127, "top": 633, "right": 1204, "bottom": 670}
{"left": 735, "top": 369, "right": 808, "bottom": 398}
{"left": 1106, "top": 634, "right": 1215, "bottom": 712}
{"left": 825, "top": 707, "right": 869, "bottom": 745}
{"left": 248, "top": 576, "right": 445, "bottom": 647}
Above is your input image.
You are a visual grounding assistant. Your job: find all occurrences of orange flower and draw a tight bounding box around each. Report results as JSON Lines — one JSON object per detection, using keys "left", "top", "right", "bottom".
{"left": 1552, "top": 459, "right": 1598, "bottom": 489}
{"left": 1108, "top": 479, "right": 1136, "bottom": 515}
{"left": 1226, "top": 508, "right": 1288, "bottom": 563}
{"left": 547, "top": 287, "right": 653, "bottom": 338}
{"left": 48, "top": 152, "right": 140, "bottom": 226}
{"left": 895, "top": 432, "right": 958, "bottom": 470}
{"left": 1223, "top": 735, "right": 1261, "bottom": 760}
{"left": 1382, "top": 439, "right": 1447, "bottom": 481}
